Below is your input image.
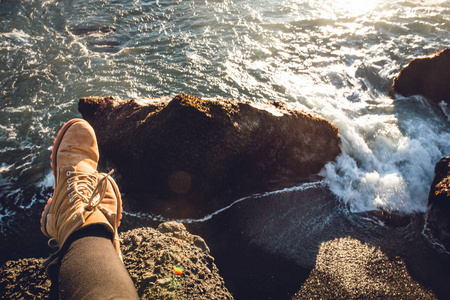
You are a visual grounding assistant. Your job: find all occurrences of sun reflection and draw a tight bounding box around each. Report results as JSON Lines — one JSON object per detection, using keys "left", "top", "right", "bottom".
{"left": 288, "top": 0, "right": 382, "bottom": 19}
{"left": 334, "top": 0, "right": 381, "bottom": 15}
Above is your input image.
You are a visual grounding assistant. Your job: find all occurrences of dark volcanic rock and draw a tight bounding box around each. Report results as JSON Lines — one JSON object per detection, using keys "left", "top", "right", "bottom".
{"left": 393, "top": 48, "right": 450, "bottom": 104}
{"left": 427, "top": 156, "right": 450, "bottom": 251}
{"left": 0, "top": 222, "right": 233, "bottom": 299}
{"left": 78, "top": 94, "right": 341, "bottom": 218}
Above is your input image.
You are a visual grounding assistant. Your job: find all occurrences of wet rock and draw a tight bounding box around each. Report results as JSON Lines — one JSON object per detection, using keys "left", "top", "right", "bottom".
{"left": 78, "top": 94, "right": 341, "bottom": 218}
{"left": 426, "top": 156, "right": 450, "bottom": 251}
{"left": 70, "top": 24, "right": 117, "bottom": 35}
{"left": 87, "top": 38, "right": 123, "bottom": 53}
{"left": 0, "top": 223, "right": 233, "bottom": 299}
{"left": 69, "top": 23, "right": 124, "bottom": 53}
{"left": 392, "top": 48, "right": 450, "bottom": 104}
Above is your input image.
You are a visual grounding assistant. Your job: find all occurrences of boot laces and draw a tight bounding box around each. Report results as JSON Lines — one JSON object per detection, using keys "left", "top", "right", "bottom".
{"left": 46, "top": 169, "right": 116, "bottom": 250}
{"left": 66, "top": 169, "right": 114, "bottom": 211}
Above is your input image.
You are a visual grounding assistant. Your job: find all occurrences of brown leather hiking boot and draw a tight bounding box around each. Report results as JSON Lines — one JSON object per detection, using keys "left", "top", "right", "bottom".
{"left": 40, "top": 119, "right": 122, "bottom": 260}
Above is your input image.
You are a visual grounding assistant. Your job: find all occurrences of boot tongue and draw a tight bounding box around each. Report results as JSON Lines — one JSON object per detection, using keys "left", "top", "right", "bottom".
{"left": 74, "top": 160, "right": 97, "bottom": 174}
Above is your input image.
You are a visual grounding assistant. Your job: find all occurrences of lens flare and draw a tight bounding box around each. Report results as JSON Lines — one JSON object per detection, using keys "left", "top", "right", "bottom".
{"left": 173, "top": 266, "right": 183, "bottom": 275}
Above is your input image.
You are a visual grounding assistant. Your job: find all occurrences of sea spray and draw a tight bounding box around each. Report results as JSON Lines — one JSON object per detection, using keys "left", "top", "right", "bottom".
{"left": 320, "top": 95, "right": 450, "bottom": 213}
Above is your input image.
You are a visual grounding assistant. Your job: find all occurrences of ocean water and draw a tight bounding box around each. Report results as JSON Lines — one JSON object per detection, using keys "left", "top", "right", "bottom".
{"left": 1, "top": 0, "right": 450, "bottom": 235}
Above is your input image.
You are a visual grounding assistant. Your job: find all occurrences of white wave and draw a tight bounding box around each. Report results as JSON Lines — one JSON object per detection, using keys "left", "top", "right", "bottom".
{"left": 123, "top": 181, "right": 326, "bottom": 224}
{"left": 0, "top": 163, "right": 13, "bottom": 174}
{"left": 320, "top": 94, "right": 450, "bottom": 213}
{"left": 19, "top": 194, "right": 41, "bottom": 210}
{"left": 37, "top": 171, "right": 54, "bottom": 188}
{"left": 6, "top": 188, "right": 21, "bottom": 198}
{"left": 0, "top": 29, "right": 31, "bottom": 44}
{"left": 439, "top": 101, "right": 450, "bottom": 122}
{"left": 422, "top": 213, "right": 450, "bottom": 255}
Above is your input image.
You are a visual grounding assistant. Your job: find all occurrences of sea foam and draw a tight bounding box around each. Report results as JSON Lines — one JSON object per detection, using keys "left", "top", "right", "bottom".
{"left": 320, "top": 95, "right": 450, "bottom": 213}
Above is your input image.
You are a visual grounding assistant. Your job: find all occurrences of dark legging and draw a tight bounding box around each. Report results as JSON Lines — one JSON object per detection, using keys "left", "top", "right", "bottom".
{"left": 49, "top": 225, "right": 139, "bottom": 299}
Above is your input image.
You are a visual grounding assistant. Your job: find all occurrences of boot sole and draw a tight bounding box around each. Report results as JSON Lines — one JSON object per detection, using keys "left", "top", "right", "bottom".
{"left": 40, "top": 118, "right": 88, "bottom": 238}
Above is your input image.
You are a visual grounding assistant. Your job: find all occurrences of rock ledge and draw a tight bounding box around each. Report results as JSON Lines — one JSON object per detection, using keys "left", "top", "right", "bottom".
{"left": 393, "top": 48, "right": 450, "bottom": 104}
{"left": 0, "top": 222, "right": 233, "bottom": 299}
{"left": 79, "top": 94, "right": 341, "bottom": 218}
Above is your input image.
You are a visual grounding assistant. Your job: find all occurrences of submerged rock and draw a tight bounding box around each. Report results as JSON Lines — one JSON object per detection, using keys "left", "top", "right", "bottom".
{"left": 78, "top": 94, "right": 341, "bottom": 218}
{"left": 392, "top": 48, "right": 450, "bottom": 104}
{"left": 0, "top": 222, "right": 233, "bottom": 299}
{"left": 70, "top": 24, "right": 116, "bottom": 35}
{"left": 427, "top": 156, "right": 450, "bottom": 251}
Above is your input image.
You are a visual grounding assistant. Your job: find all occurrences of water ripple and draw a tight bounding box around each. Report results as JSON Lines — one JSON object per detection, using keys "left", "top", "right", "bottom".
{"left": 1, "top": 0, "right": 450, "bottom": 232}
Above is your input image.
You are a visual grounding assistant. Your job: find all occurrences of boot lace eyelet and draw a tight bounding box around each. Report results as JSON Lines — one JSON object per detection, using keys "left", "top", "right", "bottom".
{"left": 66, "top": 171, "right": 71, "bottom": 176}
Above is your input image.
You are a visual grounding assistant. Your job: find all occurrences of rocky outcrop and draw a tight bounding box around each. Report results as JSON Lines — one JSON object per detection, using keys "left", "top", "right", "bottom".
{"left": 196, "top": 180, "right": 450, "bottom": 299}
{"left": 0, "top": 222, "right": 233, "bottom": 299}
{"left": 426, "top": 156, "right": 450, "bottom": 251}
{"left": 292, "top": 237, "right": 436, "bottom": 299}
{"left": 392, "top": 48, "right": 450, "bottom": 104}
{"left": 0, "top": 258, "right": 50, "bottom": 299}
{"left": 78, "top": 94, "right": 341, "bottom": 218}
{"left": 122, "top": 222, "right": 232, "bottom": 299}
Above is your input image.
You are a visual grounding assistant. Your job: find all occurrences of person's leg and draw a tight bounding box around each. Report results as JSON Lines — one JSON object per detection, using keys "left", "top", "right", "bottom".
{"left": 40, "top": 119, "right": 138, "bottom": 299}
{"left": 58, "top": 225, "right": 138, "bottom": 299}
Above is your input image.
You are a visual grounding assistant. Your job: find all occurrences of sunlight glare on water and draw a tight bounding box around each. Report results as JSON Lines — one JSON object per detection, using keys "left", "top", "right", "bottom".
{"left": 286, "top": 0, "right": 381, "bottom": 20}
{"left": 0, "top": 0, "right": 450, "bottom": 229}
{"left": 272, "top": 0, "right": 450, "bottom": 213}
